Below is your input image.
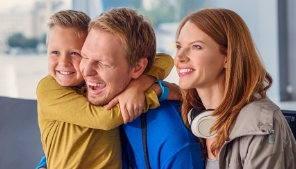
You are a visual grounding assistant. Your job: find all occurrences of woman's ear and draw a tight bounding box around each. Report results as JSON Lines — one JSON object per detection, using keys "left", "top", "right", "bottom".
{"left": 223, "top": 55, "right": 227, "bottom": 68}
{"left": 131, "top": 58, "right": 148, "bottom": 79}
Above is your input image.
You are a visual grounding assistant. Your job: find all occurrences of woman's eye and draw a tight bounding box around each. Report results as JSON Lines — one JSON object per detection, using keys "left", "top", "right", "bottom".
{"left": 176, "top": 45, "right": 182, "bottom": 50}
{"left": 52, "top": 51, "right": 59, "bottom": 54}
{"left": 192, "top": 45, "right": 201, "bottom": 50}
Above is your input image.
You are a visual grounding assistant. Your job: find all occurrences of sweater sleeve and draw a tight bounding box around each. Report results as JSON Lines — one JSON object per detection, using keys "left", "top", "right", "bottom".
{"left": 37, "top": 75, "right": 159, "bottom": 130}
{"left": 145, "top": 53, "right": 174, "bottom": 80}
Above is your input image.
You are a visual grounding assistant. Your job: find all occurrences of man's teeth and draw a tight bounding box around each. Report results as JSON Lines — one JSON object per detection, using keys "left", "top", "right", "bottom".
{"left": 60, "top": 71, "right": 72, "bottom": 75}
{"left": 179, "top": 69, "right": 193, "bottom": 73}
{"left": 87, "top": 82, "right": 105, "bottom": 87}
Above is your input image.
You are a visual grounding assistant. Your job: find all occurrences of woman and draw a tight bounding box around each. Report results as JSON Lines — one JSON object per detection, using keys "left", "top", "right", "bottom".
{"left": 174, "top": 8, "right": 296, "bottom": 169}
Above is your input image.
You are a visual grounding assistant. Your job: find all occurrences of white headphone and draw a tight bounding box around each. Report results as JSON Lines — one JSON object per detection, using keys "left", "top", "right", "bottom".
{"left": 188, "top": 108, "right": 217, "bottom": 138}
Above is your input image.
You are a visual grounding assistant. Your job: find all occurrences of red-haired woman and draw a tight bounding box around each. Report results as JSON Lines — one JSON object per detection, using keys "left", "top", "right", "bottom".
{"left": 174, "top": 8, "right": 296, "bottom": 169}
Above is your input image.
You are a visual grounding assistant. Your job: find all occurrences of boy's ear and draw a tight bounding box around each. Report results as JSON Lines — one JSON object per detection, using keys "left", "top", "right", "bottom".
{"left": 131, "top": 58, "right": 148, "bottom": 79}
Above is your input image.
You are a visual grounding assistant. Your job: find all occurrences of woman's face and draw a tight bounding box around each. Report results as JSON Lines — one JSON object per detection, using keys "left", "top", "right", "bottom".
{"left": 174, "top": 21, "right": 227, "bottom": 90}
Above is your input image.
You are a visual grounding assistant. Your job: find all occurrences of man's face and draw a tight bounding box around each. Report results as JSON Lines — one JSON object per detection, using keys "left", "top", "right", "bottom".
{"left": 80, "top": 28, "right": 133, "bottom": 105}
{"left": 47, "top": 26, "right": 86, "bottom": 87}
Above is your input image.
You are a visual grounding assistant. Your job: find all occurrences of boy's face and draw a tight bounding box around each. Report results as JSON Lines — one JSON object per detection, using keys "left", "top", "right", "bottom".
{"left": 47, "top": 26, "right": 86, "bottom": 86}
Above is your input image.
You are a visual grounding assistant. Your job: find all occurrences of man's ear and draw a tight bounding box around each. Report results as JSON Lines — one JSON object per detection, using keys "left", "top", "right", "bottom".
{"left": 131, "top": 58, "right": 148, "bottom": 79}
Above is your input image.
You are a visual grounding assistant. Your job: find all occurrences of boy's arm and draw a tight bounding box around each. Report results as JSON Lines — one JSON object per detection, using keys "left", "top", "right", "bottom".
{"left": 146, "top": 53, "right": 180, "bottom": 101}
{"left": 151, "top": 81, "right": 181, "bottom": 101}
{"left": 37, "top": 75, "right": 159, "bottom": 130}
{"left": 106, "top": 75, "right": 158, "bottom": 123}
{"left": 37, "top": 75, "right": 123, "bottom": 130}
{"left": 145, "top": 53, "right": 174, "bottom": 80}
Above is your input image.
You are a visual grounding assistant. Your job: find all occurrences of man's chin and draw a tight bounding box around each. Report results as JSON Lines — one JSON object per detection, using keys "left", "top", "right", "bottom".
{"left": 87, "top": 95, "right": 109, "bottom": 106}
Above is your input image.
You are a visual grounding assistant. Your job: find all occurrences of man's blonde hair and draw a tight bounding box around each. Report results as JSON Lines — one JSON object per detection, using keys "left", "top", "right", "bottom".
{"left": 89, "top": 7, "right": 156, "bottom": 72}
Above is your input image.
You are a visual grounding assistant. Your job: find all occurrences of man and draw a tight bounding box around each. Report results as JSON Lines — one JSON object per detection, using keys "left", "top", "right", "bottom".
{"left": 37, "top": 7, "right": 204, "bottom": 169}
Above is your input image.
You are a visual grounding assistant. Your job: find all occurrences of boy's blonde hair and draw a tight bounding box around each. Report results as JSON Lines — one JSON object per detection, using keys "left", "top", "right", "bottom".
{"left": 47, "top": 10, "right": 90, "bottom": 44}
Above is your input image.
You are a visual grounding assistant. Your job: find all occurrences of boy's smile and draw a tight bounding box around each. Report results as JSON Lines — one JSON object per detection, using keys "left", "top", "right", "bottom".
{"left": 47, "top": 26, "right": 86, "bottom": 87}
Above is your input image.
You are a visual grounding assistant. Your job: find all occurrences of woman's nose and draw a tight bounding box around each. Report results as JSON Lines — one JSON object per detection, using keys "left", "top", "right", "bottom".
{"left": 174, "top": 49, "right": 189, "bottom": 64}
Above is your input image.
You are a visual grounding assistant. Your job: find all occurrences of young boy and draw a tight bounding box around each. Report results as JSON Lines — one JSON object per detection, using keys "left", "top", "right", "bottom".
{"left": 37, "top": 10, "right": 175, "bottom": 168}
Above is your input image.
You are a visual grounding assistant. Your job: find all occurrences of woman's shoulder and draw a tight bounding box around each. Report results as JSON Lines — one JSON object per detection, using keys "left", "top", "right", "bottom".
{"left": 238, "top": 97, "right": 284, "bottom": 127}
{"left": 229, "top": 98, "right": 282, "bottom": 139}
{"left": 241, "top": 97, "right": 281, "bottom": 117}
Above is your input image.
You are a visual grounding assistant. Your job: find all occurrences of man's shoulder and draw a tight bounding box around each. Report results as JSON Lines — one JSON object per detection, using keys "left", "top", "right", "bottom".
{"left": 145, "top": 100, "right": 182, "bottom": 121}
{"left": 156, "top": 100, "right": 181, "bottom": 111}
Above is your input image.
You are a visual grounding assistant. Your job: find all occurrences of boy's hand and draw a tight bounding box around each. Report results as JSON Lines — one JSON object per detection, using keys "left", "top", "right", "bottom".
{"left": 166, "top": 82, "right": 181, "bottom": 100}
{"left": 106, "top": 74, "right": 156, "bottom": 124}
{"left": 151, "top": 81, "right": 181, "bottom": 101}
{"left": 106, "top": 86, "right": 144, "bottom": 124}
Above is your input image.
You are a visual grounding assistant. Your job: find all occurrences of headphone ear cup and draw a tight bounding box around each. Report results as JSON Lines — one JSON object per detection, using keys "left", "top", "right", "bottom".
{"left": 187, "top": 109, "right": 194, "bottom": 124}
{"left": 189, "top": 110, "right": 217, "bottom": 138}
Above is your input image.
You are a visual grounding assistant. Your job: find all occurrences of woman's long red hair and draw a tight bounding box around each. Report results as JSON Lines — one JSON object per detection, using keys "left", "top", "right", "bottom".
{"left": 177, "top": 8, "right": 272, "bottom": 157}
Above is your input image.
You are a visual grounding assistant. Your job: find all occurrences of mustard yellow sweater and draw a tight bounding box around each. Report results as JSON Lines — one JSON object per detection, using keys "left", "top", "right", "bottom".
{"left": 37, "top": 53, "right": 173, "bottom": 169}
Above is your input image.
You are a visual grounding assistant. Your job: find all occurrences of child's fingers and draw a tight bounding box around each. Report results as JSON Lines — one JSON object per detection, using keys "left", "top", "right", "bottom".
{"left": 166, "top": 83, "right": 181, "bottom": 101}
{"left": 125, "top": 104, "right": 135, "bottom": 123}
{"left": 135, "top": 106, "right": 143, "bottom": 118}
{"left": 106, "top": 97, "right": 119, "bottom": 110}
{"left": 120, "top": 104, "right": 130, "bottom": 124}
{"left": 127, "top": 104, "right": 144, "bottom": 122}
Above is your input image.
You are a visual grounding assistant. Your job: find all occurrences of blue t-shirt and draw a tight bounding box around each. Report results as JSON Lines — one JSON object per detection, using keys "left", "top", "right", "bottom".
{"left": 35, "top": 156, "right": 46, "bottom": 169}
{"left": 36, "top": 101, "right": 204, "bottom": 169}
{"left": 122, "top": 100, "right": 204, "bottom": 169}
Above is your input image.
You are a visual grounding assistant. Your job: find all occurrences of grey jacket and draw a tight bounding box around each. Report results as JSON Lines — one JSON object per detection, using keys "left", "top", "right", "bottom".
{"left": 218, "top": 98, "right": 296, "bottom": 169}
